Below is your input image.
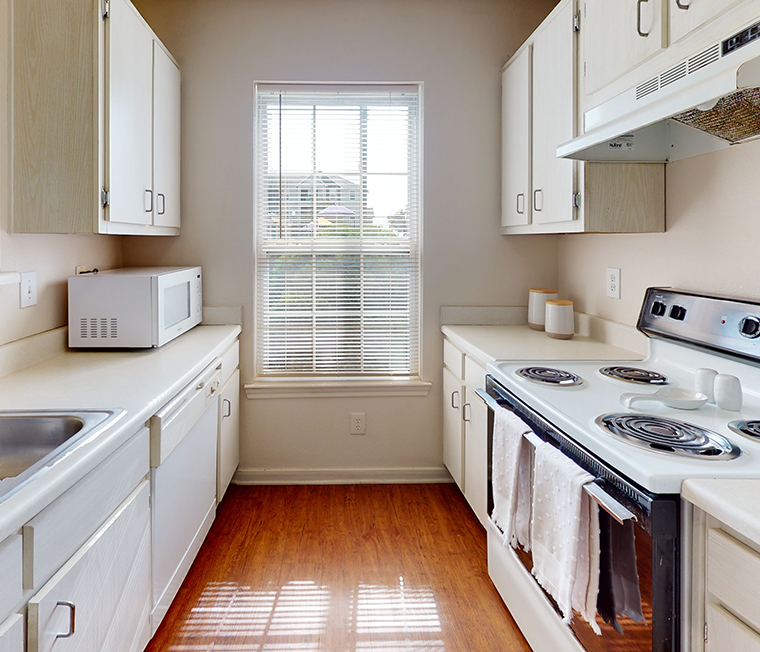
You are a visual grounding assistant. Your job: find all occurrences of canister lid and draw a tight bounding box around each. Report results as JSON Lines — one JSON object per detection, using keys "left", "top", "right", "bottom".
{"left": 529, "top": 288, "right": 558, "bottom": 294}
{"left": 546, "top": 299, "right": 573, "bottom": 305}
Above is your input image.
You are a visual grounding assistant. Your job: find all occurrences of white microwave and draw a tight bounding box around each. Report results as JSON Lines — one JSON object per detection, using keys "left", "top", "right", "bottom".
{"left": 68, "top": 267, "right": 203, "bottom": 348}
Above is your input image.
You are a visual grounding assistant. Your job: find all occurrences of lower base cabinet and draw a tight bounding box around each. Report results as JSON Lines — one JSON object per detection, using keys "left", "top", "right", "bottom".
{"left": 27, "top": 481, "right": 151, "bottom": 652}
{"left": 464, "top": 388, "right": 488, "bottom": 527}
{"left": 0, "top": 614, "right": 23, "bottom": 652}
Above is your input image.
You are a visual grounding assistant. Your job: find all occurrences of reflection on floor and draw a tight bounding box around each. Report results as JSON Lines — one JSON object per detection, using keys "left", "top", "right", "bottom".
{"left": 146, "top": 484, "right": 530, "bottom": 652}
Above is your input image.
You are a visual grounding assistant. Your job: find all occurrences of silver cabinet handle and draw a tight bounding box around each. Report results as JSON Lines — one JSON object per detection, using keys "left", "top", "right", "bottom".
{"left": 463, "top": 402, "right": 472, "bottom": 423}
{"left": 450, "top": 390, "right": 459, "bottom": 410}
{"left": 157, "top": 193, "right": 166, "bottom": 215}
{"left": 196, "top": 381, "right": 206, "bottom": 390}
{"left": 637, "top": 0, "right": 650, "bottom": 37}
{"left": 533, "top": 189, "right": 542, "bottom": 212}
{"left": 675, "top": 0, "right": 689, "bottom": 8}
{"left": 223, "top": 398, "right": 232, "bottom": 418}
{"left": 56, "top": 601, "right": 76, "bottom": 639}
{"left": 144, "top": 189, "right": 153, "bottom": 212}
{"left": 516, "top": 193, "right": 525, "bottom": 214}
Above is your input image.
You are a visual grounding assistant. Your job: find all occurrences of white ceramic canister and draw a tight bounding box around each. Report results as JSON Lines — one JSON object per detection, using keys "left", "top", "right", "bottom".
{"left": 528, "top": 288, "right": 558, "bottom": 331}
{"left": 545, "top": 299, "right": 575, "bottom": 340}
{"left": 714, "top": 374, "right": 743, "bottom": 411}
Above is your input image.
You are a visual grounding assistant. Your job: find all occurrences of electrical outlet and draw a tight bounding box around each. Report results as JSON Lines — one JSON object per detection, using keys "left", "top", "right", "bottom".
{"left": 20, "top": 271, "right": 37, "bottom": 308}
{"left": 351, "top": 413, "right": 366, "bottom": 435}
{"left": 606, "top": 267, "right": 621, "bottom": 300}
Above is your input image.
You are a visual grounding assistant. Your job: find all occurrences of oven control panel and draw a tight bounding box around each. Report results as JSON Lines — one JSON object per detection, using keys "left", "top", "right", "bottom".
{"left": 638, "top": 287, "right": 760, "bottom": 361}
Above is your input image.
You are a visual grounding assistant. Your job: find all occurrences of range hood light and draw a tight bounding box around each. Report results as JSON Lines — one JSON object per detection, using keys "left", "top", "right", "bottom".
{"left": 696, "top": 98, "right": 720, "bottom": 111}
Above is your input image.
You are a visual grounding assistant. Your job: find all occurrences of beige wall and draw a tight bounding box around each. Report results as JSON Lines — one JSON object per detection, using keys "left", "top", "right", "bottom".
{"left": 0, "top": 0, "right": 122, "bottom": 347}
{"left": 558, "top": 140, "right": 760, "bottom": 327}
{"left": 126, "top": 0, "right": 559, "bottom": 477}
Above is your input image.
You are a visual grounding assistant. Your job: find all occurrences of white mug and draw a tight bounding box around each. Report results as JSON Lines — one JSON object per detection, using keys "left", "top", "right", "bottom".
{"left": 714, "top": 374, "right": 742, "bottom": 411}
{"left": 694, "top": 368, "right": 718, "bottom": 404}
{"left": 545, "top": 300, "right": 574, "bottom": 340}
{"left": 528, "top": 288, "right": 558, "bottom": 331}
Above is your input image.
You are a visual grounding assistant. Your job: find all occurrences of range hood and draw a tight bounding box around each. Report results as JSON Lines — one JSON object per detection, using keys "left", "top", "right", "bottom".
{"left": 558, "top": 19, "right": 760, "bottom": 162}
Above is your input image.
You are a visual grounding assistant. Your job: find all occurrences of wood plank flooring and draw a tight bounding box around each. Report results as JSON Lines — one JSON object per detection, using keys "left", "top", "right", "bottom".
{"left": 145, "top": 483, "right": 531, "bottom": 652}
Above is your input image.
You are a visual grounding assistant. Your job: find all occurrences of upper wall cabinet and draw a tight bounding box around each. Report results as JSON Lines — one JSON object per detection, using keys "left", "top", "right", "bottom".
{"left": 669, "top": 0, "right": 746, "bottom": 45}
{"left": 501, "top": 0, "right": 665, "bottom": 235}
{"left": 583, "top": 0, "right": 667, "bottom": 96}
{"left": 13, "top": 0, "right": 180, "bottom": 235}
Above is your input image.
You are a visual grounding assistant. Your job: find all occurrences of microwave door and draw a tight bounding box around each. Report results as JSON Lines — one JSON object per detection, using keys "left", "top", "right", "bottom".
{"left": 155, "top": 269, "right": 202, "bottom": 347}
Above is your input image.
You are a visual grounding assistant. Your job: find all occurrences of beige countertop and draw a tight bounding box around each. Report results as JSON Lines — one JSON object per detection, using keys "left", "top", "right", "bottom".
{"left": 0, "top": 324, "right": 240, "bottom": 542}
{"left": 683, "top": 479, "right": 760, "bottom": 544}
{"left": 441, "top": 324, "right": 644, "bottom": 368}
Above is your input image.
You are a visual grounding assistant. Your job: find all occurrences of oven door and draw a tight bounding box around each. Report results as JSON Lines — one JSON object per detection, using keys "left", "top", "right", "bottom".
{"left": 481, "top": 374, "right": 681, "bottom": 652}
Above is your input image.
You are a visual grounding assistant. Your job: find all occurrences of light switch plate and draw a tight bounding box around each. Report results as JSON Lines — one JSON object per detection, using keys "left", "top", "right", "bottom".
{"left": 606, "top": 268, "right": 621, "bottom": 300}
{"left": 20, "top": 271, "right": 37, "bottom": 308}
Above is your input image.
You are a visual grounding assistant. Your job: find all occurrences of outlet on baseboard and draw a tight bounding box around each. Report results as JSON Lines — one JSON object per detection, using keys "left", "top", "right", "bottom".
{"left": 351, "top": 413, "right": 366, "bottom": 435}
{"left": 606, "top": 267, "right": 621, "bottom": 300}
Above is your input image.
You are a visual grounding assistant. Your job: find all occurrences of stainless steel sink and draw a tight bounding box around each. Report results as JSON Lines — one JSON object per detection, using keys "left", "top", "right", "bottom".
{"left": 0, "top": 409, "right": 124, "bottom": 502}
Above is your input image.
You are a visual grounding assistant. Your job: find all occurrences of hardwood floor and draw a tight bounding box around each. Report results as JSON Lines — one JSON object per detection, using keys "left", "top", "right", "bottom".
{"left": 146, "top": 483, "right": 531, "bottom": 652}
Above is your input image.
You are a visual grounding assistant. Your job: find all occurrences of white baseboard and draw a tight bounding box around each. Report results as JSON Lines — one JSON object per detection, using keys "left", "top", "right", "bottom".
{"left": 233, "top": 466, "right": 453, "bottom": 485}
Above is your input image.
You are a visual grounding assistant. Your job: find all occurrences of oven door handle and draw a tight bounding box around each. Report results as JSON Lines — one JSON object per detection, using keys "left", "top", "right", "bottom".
{"left": 475, "top": 388, "right": 637, "bottom": 525}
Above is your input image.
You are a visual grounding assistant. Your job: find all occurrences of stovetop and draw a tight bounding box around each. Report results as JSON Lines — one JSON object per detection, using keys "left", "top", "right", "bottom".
{"left": 487, "top": 337, "right": 760, "bottom": 494}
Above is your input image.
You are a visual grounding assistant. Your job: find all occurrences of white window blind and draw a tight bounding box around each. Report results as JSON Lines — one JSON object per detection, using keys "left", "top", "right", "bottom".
{"left": 254, "top": 84, "right": 422, "bottom": 378}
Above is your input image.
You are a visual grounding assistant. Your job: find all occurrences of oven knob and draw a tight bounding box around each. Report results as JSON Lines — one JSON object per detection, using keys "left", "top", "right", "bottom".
{"left": 669, "top": 305, "right": 687, "bottom": 321}
{"left": 651, "top": 301, "right": 667, "bottom": 317}
{"left": 739, "top": 316, "right": 760, "bottom": 339}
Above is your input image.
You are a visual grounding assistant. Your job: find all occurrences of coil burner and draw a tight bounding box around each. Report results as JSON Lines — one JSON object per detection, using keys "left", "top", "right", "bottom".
{"left": 516, "top": 367, "right": 582, "bottom": 386}
{"left": 728, "top": 420, "right": 760, "bottom": 440}
{"left": 596, "top": 414, "right": 740, "bottom": 459}
{"left": 599, "top": 366, "right": 669, "bottom": 385}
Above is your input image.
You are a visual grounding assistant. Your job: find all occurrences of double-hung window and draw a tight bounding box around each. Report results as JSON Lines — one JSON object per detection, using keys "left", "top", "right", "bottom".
{"left": 254, "top": 83, "right": 422, "bottom": 381}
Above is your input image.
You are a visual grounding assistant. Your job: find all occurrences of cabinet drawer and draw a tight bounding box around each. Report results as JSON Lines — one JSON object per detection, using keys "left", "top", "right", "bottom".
{"left": 0, "top": 536, "right": 22, "bottom": 625}
{"left": 707, "top": 528, "right": 760, "bottom": 629}
{"left": 706, "top": 603, "right": 760, "bottom": 652}
{"left": 0, "top": 613, "right": 23, "bottom": 652}
{"left": 28, "top": 480, "right": 151, "bottom": 652}
{"left": 464, "top": 356, "right": 486, "bottom": 390}
{"left": 24, "top": 428, "right": 149, "bottom": 591}
{"left": 220, "top": 340, "right": 239, "bottom": 387}
{"left": 443, "top": 339, "right": 464, "bottom": 379}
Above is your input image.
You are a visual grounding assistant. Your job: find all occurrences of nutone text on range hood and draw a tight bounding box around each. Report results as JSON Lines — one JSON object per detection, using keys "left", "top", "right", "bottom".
{"left": 558, "top": 18, "right": 760, "bottom": 162}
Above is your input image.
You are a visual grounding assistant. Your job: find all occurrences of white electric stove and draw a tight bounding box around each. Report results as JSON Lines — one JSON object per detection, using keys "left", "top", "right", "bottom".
{"left": 486, "top": 288, "right": 760, "bottom": 495}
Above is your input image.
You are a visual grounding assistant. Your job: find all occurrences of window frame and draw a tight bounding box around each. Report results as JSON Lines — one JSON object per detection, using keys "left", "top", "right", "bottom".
{"left": 248, "top": 81, "right": 428, "bottom": 398}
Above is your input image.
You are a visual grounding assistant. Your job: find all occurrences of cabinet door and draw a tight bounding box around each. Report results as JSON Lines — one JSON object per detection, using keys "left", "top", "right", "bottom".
{"left": 463, "top": 389, "right": 488, "bottom": 528}
{"left": 706, "top": 604, "right": 760, "bottom": 652}
{"left": 584, "top": 0, "right": 667, "bottom": 95}
{"left": 108, "top": 0, "right": 154, "bottom": 226}
{"left": 152, "top": 42, "right": 181, "bottom": 229}
{"left": 443, "top": 368, "right": 464, "bottom": 489}
{"left": 28, "top": 481, "right": 151, "bottom": 652}
{"left": 531, "top": 0, "right": 575, "bottom": 226}
{"left": 0, "top": 614, "right": 23, "bottom": 652}
{"left": 669, "top": 0, "right": 745, "bottom": 44}
{"left": 218, "top": 368, "right": 240, "bottom": 503}
{"left": 501, "top": 47, "right": 531, "bottom": 228}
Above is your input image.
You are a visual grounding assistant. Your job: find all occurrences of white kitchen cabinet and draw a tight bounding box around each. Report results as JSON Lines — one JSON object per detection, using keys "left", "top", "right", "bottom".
{"left": 12, "top": 0, "right": 180, "bottom": 235}
{"left": 442, "top": 337, "right": 489, "bottom": 527}
{"left": 668, "top": 0, "right": 745, "bottom": 45}
{"left": 583, "top": 0, "right": 667, "bottom": 95}
{"left": 218, "top": 368, "right": 241, "bottom": 503}
{"left": 0, "top": 536, "right": 22, "bottom": 626}
{"left": 443, "top": 367, "right": 464, "bottom": 489}
{"left": 501, "top": 47, "right": 531, "bottom": 228}
{"left": 501, "top": 0, "right": 665, "bottom": 235}
{"left": 27, "top": 481, "right": 151, "bottom": 652}
{"left": 706, "top": 604, "right": 760, "bottom": 652}
{"left": 0, "top": 614, "right": 24, "bottom": 652}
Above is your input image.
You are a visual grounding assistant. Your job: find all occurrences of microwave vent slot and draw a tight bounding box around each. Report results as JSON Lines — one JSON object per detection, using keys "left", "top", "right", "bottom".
{"left": 661, "top": 61, "right": 687, "bottom": 88}
{"left": 689, "top": 44, "right": 721, "bottom": 74}
{"left": 80, "top": 317, "right": 118, "bottom": 339}
{"left": 636, "top": 77, "right": 659, "bottom": 100}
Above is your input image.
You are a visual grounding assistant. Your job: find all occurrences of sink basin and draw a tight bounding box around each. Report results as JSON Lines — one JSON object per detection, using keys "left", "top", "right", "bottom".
{"left": 0, "top": 409, "right": 124, "bottom": 502}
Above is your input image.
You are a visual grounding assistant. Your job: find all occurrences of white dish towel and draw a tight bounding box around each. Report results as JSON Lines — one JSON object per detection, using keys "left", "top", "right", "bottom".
{"left": 531, "top": 442, "right": 596, "bottom": 627}
{"left": 491, "top": 407, "right": 532, "bottom": 548}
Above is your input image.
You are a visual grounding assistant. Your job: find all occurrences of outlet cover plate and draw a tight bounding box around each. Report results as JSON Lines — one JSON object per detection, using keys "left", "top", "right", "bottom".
{"left": 606, "top": 267, "right": 621, "bottom": 300}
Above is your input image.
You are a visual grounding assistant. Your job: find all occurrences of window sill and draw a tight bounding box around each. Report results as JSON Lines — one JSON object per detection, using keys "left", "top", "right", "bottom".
{"left": 244, "top": 377, "right": 432, "bottom": 399}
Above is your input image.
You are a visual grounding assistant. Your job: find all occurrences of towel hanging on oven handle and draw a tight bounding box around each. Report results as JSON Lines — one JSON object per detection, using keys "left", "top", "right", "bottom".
{"left": 475, "top": 388, "right": 637, "bottom": 525}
